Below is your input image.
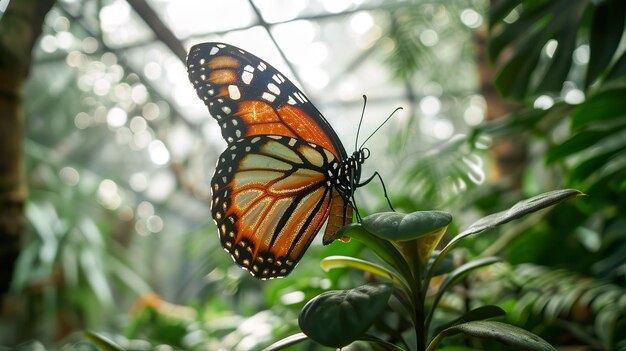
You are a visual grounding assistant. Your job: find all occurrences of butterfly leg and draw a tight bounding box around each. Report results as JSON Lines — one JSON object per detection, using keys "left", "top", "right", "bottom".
{"left": 358, "top": 172, "right": 395, "bottom": 212}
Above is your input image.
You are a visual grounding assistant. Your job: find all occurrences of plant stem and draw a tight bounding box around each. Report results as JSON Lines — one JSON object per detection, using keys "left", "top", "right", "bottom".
{"left": 408, "top": 240, "right": 427, "bottom": 351}
{"left": 414, "top": 291, "right": 426, "bottom": 351}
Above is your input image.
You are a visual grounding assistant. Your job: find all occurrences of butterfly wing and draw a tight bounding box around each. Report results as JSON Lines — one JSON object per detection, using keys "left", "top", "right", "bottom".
{"left": 212, "top": 135, "right": 338, "bottom": 279}
{"left": 187, "top": 42, "right": 353, "bottom": 278}
{"left": 187, "top": 42, "right": 346, "bottom": 159}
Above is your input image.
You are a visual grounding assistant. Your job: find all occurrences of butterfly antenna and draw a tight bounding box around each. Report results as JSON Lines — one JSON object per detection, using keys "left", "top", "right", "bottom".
{"left": 359, "top": 107, "right": 403, "bottom": 149}
{"left": 354, "top": 95, "right": 368, "bottom": 152}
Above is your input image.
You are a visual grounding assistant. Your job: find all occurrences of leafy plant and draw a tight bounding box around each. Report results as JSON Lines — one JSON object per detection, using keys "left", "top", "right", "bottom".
{"left": 497, "top": 264, "right": 626, "bottom": 350}
{"left": 476, "top": 0, "right": 626, "bottom": 284}
{"left": 264, "top": 189, "right": 581, "bottom": 350}
{"left": 484, "top": 0, "right": 626, "bottom": 203}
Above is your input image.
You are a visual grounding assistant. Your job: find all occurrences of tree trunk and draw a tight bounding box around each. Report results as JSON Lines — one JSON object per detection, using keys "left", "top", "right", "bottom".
{"left": 0, "top": 0, "right": 56, "bottom": 296}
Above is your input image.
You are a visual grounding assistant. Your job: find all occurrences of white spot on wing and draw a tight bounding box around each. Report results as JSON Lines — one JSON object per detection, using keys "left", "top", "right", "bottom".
{"left": 228, "top": 85, "right": 241, "bottom": 100}
{"left": 295, "top": 92, "right": 308, "bottom": 103}
{"left": 262, "top": 92, "right": 276, "bottom": 102}
{"left": 242, "top": 71, "right": 253, "bottom": 85}
{"left": 272, "top": 74, "right": 285, "bottom": 84}
{"left": 267, "top": 83, "right": 280, "bottom": 95}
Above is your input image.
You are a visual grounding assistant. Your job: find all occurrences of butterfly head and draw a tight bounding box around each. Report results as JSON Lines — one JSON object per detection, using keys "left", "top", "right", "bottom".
{"left": 353, "top": 147, "right": 370, "bottom": 164}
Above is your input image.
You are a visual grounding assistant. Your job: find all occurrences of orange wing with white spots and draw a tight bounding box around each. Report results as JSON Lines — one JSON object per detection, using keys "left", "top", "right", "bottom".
{"left": 187, "top": 42, "right": 352, "bottom": 279}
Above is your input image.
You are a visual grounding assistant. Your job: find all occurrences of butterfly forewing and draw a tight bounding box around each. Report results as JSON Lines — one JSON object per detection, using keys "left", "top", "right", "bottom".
{"left": 212, "top": 135, "right": 337, "bottom": 279}
{"left": 187, "top": 42, "right": 347, "bottom": 159}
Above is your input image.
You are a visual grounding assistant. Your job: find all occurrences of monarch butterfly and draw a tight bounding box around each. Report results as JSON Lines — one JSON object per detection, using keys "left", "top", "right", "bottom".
{"left": 187, "top": 42, "right": 393, "bottom": 279}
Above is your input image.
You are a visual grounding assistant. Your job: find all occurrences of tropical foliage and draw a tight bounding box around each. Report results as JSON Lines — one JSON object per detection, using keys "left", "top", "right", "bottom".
{"left": 0, "top": 0, "right": 625, "bottom": 350}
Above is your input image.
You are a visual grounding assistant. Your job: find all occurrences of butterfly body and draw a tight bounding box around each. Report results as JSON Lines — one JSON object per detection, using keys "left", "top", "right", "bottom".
{"left": 187, "top": 42, "right": 361, "bottom": 279}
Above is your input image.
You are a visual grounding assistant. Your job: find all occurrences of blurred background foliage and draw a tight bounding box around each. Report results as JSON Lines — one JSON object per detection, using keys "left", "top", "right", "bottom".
{"left": 0, "top": 0, "right": 625, "bottom": 350}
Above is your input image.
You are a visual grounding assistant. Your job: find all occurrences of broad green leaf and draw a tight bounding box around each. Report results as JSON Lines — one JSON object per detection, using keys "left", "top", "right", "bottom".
{"left": 361, "top": 211, "right": 452, "bottom": 242}
{"left": 534, "top": 23, "right": 578, "bottom": 94}
{"left": 320, "top": 256, "right": 408, "bottom": 289}
{"left": 427, "top": 251, "right": 455, "bottom": 277}
{"left": 586, "top": 0, "right": 626, "bottom": 85}
{"left": 298, "top": 283, "right": 392, "bottom": 348}
{"left": 433, "top": 305, "right": 506, "bottom": 337}
{"left": 358, "top": 334, "right": 406, "bottom": 351}
{"left": 427, "top": 257, "right": 501, "bottom": 327}
{"left": 546, "top": 128, "right": 624, "bottom": 163}
{"left": 488, "top": 2, "right": 552, "bottom": 62}
{"left": 435, "top": 257, "right": 501, "bottom": 298}
{"left": 414, "top": 226, "right": 449, "bottom": 264}
{"left": 428, "top": 190, "right": 581, "bottom": 282}
{"left": 336, "top": 224, "right": 412, "bottom": 283}
{"left": 83, "top": 331, "right": 125, "bottom": 351}
{"left": 264, "top": 332, "right": 309, "bottom": 351}
{"left": 446, "top": 189, "right": 581, "bottom": 249}
{"left": 494, "top": 33, "right": 544, "bottom": 99}
{"left": 490, "top": 1, "right": 590, "bottom": 99}
{"left": 569, "top": 146, "right": 625, "bottom": 184}
{"left": 471, "top": 104, "right": 566, "bottom": 139}
{"left": 429, "top": 321, "right": 556, "bottom": 351}
{"left": 572, "top": 88, "right": 626, "bottom": 130}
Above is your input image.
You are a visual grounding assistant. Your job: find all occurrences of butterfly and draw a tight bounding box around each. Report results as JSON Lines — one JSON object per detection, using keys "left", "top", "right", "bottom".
{"left": 187, "top": 42, "right": 393, "bottom": 279}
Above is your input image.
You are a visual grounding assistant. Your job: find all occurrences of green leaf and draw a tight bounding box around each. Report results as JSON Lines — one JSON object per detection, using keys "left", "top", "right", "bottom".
{"left": 488, "top": 2, "right": 551, "bottom": 62}
{"left": 471, "top": 105, "right": 564, "bottom": 138}
{"left": 264, "top": 332, "right": 309, "bottom": 351}
{"left": 427, "top": 257, "right": 501, "bottom": 328}
{"left": 489, "top": 0, "right": 523, "bottom": 28}
{"left": 572, "top": 87, "right": 626, "bottom": 130}
{"left": 320, "top": 256, "right": 408, "bottom": 290}
{"left": 433, "top": 305, "right": 507, "bottom": 337}
{"left": 586, "top": 0, "right": 626, "bottom": 85}
{"left": 595, "top": 309, "right": 618, "bottom": 346}
{"left": 569, "top": 146, "right": 625, "bottom": 184}
{"left": 427, "top": 189, "right": 582, "bottom": 283}
{"left": 493, "top": 34, "right": 544, "bottom": 99}
{"left": 448, "top": 189, "right": 581, "bottom": 248}
{"left": 298, "top": 283, "right": 392, "bottom": 348}
{"left": 429, "top": 321, "right": 556, "bottom": 351}
{"left": 605, "top": 49, "right": 626, "bottom": 81}
{"left": 427, "top": 250, "right": 455, "bottom": 277}
{"left": 436, "top": 257, "right": 501, "bottom": 298}
{"left": 534, "top": 23, "right": 578, "bottom": 94}
{"left": 336, "top": 224, "right": 412, "bottom": 283}
{"left": 361, "top": 211, "right": 452, "bottom": 241}
{"left": 358, "top": 334, "right": 407, "bottom": 351}
{"left": 83, "top": 331, "right": 125, "bottom": 351}
{"left": 546, "top": 128, "right": 624, "bottom": 163}
{"left": 490, "top": 1, "right": 590, "bottom": 99}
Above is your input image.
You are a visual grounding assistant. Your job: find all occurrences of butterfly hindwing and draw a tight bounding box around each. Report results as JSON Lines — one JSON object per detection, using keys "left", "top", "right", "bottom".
{"left": 211, "top": 135, "right": 339, "bottom": 279}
